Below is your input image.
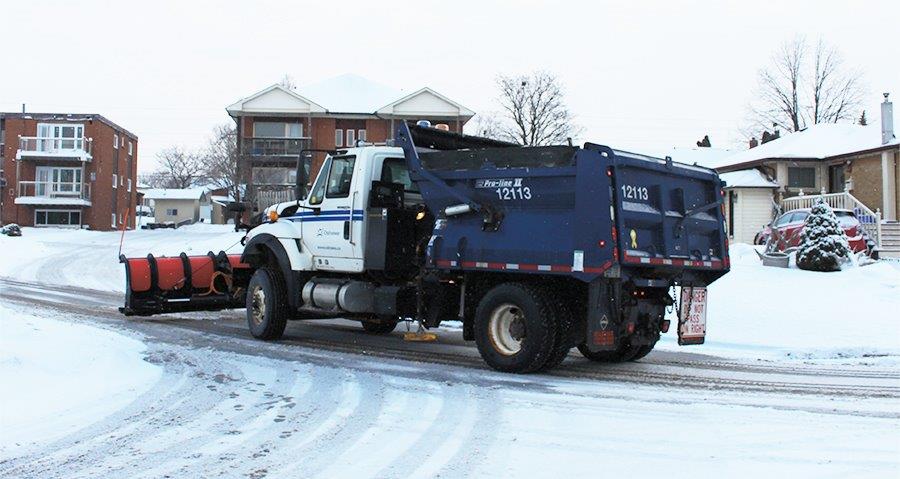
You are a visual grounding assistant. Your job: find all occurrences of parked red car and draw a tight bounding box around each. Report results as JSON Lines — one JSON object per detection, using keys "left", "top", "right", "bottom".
{"left": 754, "top": 208, "right": 873, "bottom": 254}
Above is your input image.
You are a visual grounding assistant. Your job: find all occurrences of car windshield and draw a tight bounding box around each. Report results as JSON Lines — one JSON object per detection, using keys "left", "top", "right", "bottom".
{"left": 834, "top": 211, "right": 859, "bottom": 228}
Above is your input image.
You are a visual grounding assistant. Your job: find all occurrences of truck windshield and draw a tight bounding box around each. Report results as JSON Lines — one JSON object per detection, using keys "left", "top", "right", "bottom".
{"left": 308, "top": 157, "right": 331, "bottom": 205}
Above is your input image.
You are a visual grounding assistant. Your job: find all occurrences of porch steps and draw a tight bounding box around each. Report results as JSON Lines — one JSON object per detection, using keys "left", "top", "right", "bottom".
{"left": 880, "top": 223, "right": 900, "bottom": 259}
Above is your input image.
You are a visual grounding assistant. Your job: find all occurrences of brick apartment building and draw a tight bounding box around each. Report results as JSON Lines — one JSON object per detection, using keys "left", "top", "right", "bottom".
{"left": 0, "top": 112, "right": 138, "bottom": 230}
{"left": 225, "top": 74, "right": 475, "bottom": 210}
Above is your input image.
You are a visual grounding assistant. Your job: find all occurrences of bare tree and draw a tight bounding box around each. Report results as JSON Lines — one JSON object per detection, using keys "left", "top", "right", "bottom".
{"left": 199, "top": 124, "right": 243, "bottom": 202}
{"left": 495, "top": 72, "right": 582, "bottom": 146}
{"left": 280, "top": 74, "right": 297, "bottom": 90}
{"left": 465, "top": 112, "right": 506, "bottom": 140}
{"left": 151, "top": 146, "right": 203, "bottom": 189}
{"left": 748, "top": 37, "right": 865, "bottom": 135}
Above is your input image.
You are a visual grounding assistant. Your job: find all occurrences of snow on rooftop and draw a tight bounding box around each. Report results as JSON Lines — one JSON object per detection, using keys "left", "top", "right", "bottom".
{"left": 714, "top": 123, "right": 898, "bottom": 170}
{"left": 140, "top": 188, "right": 208, "bottom": 201}
{"left": 665, "top": 147, "right": 734, "bottom": 169}
{"left": 299, "top": 74, "right": 405, "bottom": 113}
{"left": 719, "top": 169, "right": 778, "bottom": 188}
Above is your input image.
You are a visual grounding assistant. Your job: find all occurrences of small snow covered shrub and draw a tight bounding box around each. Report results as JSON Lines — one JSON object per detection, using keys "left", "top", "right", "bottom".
{"left": 796, "top": 200, "right": 851, "bottom": 272}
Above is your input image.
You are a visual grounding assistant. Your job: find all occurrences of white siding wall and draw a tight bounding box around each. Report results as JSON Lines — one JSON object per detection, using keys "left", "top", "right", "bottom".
{"left": 729, "top": 188, "right": 776, "bottom": 244}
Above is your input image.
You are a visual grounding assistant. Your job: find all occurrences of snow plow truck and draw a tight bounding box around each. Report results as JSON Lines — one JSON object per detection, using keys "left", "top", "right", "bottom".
{"left": 120, "top": 123, "right": 730, "bottom": 373}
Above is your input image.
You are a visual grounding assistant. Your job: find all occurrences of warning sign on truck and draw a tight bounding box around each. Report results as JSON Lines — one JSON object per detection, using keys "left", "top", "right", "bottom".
{"left": 678, "top": 287, "right": 707, "bottom": 345}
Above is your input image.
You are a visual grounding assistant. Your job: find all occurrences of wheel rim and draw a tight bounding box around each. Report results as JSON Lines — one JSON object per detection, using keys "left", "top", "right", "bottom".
{"left": 488, "top": 303, "right": 525, "bottom": 356}
{"left": 250, "top": 285, "right": 266, "bottom": 326}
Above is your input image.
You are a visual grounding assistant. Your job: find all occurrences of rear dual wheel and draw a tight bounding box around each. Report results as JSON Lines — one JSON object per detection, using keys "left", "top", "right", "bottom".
{"left": 474, "top": 283, "right": 573, "bottom": 373}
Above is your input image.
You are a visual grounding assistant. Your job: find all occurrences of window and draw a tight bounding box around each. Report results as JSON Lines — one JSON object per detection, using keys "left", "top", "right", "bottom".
{"left": 346, "top": 129, "right": 355, "bottom": 147}
{"left": 35, "top": 210, "right": 81, "bottom": 227}
{"left": 787, "top": 167, "right": 815, "bottom": 188}
{"left": 128, "top": 141, "right": 133, "bottom": 156}
{"left": 37, "top": 123, "right": 85, "bottom": 150}
{"left": 35, "top": 167, "right": 82, "bottom": 196}
{"left": 113, "top": 134, "right": 119, "bottom": 149}
{"left": 111, "top": 213, "right": 116, "bottom": 227}
{"left": 334, "top": 129, "right": 343, "bottom": 148}
{"left": 166, "top": 208, "right": 179, "bottom": 216}
{"left": 112, "top": 174, "right": 118, "bottom": 188}
{"left": 252, "top": 167, "right": 295, "bottom": 185}
{"left": 253, "top": 121, "right": 302, "bottom": 138}
{"left": 308, "top": 157, "right": 331, "bottom": 205}
{"left": 773, "top": 213, "right": 792, "bottom": 227}
{"left": 358, "top": 129, "right": 366, "bottom": 142}
{"left": 790, "top": 211, "right": 809, "bottom": 224}
{"left": 380, "top": 158, "right": 418, "bottom": 193}
{"left": 127, "top": 179, "right": 132, "bottom": 192}
{"left": 325, "top": 155, "right": 356, "bottom": 198}
{"left": 834, "top": 211, "right": 859, "bottom": 228}
{"left": 120, "top": 175, "right": 125, "bottom": 186}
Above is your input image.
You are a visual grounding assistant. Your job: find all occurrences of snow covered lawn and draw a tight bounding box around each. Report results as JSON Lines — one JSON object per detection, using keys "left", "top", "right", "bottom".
{"left": 659, "top": 244, "right": 900, "bottom": 363}
{"left": 0, "top": 303, "right": 161, "bottom": 456}
{"left": 0, "top": 224, "right": 243, "bottom": 292}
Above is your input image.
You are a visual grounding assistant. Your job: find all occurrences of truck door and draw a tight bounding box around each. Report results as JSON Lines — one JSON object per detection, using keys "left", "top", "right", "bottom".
{"left": 302, "top": 154, "right": 365, "bottom": 272}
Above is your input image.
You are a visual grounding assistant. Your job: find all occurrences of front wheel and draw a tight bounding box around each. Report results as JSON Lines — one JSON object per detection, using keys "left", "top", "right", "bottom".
{"left": 474, "top": 283, "right": 557, "bottom": 373}
{"left": 246, "top": 267, "right": 289, "bottom": 340}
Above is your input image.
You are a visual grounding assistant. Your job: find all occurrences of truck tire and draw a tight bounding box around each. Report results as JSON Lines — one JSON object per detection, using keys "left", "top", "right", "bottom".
{"left": 361, "top": 318, "right": 399, "bottom": 334}
{"left": 539, "top": 293, "right": 575, "bottom": 371}
{"left": 474, "top": 283, "right": 557, "bottom": 373}
{"left": 246, "top": 267, "right": 289, "bottom": 340}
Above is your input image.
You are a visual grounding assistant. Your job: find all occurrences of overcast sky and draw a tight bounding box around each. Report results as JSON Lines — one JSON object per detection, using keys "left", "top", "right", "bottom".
{"left": 3, "top": 0, "right": 897, "bottom": 173}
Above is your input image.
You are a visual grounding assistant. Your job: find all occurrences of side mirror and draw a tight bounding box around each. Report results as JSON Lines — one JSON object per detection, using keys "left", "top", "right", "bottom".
{"left": 369, "top": 181, "right": 404, "bottom": 209}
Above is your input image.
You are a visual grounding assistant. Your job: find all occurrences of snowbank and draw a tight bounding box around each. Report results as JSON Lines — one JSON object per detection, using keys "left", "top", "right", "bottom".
{"left": 0, "top": 225, "right": 243, "bottom": 292}
{"left": 0, "top": 304, "right": 161, "bottom": 455}
{"left": 659, "top": 243, "right": 900, "bottom": 363}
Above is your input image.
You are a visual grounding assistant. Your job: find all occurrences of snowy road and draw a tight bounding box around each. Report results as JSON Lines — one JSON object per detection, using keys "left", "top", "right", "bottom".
{"left": 1, "top": 278, "right": 899, "bottom": 478}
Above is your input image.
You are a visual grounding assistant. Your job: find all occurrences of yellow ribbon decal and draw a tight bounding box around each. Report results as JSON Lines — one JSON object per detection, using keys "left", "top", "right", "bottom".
{"left": 630, "top": 229, "right": 638, "bottom": 248}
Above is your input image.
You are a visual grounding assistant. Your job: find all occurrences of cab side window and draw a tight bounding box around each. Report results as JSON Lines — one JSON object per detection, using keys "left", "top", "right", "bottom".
{"left": 326, "top": 155, "right": 356, "bottom": 198}
{"left": 308, "top": 157, "right": 331, "bottom": 205}
{"left": 380, "top": 158, "right": 419, "bottom": 193}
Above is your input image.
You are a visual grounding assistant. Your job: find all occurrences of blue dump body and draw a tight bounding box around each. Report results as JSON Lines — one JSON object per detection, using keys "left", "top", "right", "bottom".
{"left": 396, "top": 124, "right": 729, "bottom": 284}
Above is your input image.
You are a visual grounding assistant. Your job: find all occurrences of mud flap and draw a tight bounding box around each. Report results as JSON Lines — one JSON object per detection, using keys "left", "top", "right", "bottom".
{"left": 584, "top": 279, "right": 619, "bottom": 353}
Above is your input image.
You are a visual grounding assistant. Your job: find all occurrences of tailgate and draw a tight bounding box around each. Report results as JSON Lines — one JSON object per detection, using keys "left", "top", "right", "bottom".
{"left": 610, "top": 150, "right": 728, "bottom": 269}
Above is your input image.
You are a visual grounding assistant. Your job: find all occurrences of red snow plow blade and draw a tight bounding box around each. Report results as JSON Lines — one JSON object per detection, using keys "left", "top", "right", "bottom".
{"left": 120, "top": 251, "right": 251, "bottom": 316}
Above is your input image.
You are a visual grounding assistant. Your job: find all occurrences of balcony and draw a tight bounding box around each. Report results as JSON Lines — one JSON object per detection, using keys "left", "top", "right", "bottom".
{"left": 242, "top": 137, "right": 310, "bottom": 158}
{"left": 15, "top": 181, "right": 92, "bottom": 206}
{"left": 17, "top": 136, "right": 93, "bottom": 162}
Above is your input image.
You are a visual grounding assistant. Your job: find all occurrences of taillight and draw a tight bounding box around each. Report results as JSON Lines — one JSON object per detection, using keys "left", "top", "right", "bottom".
{"left": 598, "top": 240, "right": 606, "bottom": 248}
{"left": 607, "top": 167, "right": 614, "bottom": 177}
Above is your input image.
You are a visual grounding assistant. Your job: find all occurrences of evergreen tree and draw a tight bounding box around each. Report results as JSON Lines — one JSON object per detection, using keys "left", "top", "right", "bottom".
{"left": 796, "top": 199, "right": 851, "bottom": 272}
{"left": 858, "top": 110, "right": 868, "bottom": 126}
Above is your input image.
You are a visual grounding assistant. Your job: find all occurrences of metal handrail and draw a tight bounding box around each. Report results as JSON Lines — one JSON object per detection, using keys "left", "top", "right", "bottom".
{"left": 18, "top": 136, "right": 93, "bottom": 155}
{"left": 18, "top": 180, "right": 91, "bottom": 200}
{"left": 782, "top": 191, "right": 882, "bottom": 248}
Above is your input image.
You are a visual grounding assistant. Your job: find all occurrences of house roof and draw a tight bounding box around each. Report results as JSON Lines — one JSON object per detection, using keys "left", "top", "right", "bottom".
{"left": 720, "top": 169, "right": 779, "bottom": 189}
{"left": 713, "top": 123, "right": 899, "bottom": 171}
{"left": 0, "top": 112, "right": 138, "bottom": 140}
{"left": 226, "top": 74, "right": 474, "bottom": 119}
{"left": 663, "top": 147, "right": 734, "bottom": 169}
{"left": 139, "top": 188, "right": 208, "bottom": 201}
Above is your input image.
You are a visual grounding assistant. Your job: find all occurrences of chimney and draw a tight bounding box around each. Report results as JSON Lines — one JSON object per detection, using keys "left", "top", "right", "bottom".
{"left": 882, "top": 92, "right": 894, "bottom": 144}
{"left": 749, "top": 137, "right": 758, "bottom": 149}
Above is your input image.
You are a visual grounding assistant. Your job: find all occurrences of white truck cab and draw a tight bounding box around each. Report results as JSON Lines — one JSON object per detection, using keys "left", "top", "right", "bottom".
{"left": 254, "top": 146, "right": 420, "bottom": 275}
